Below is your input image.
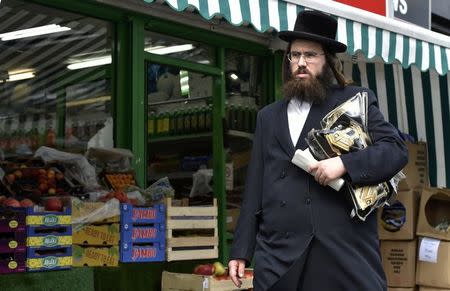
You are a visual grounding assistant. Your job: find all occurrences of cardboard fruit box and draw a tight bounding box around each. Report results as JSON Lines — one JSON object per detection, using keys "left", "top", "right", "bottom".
{"left": 416, "top": 239, "right": 450, "bottom": 289}
{"left": 398, "top": 142, "right": 429, "bottom": 191}
{"left": 378, "top": 189, "right": 421, "bottom": 240}
{"left": 416, "top": 188, "right": 450, "bottom": 241}
{"left": 72, "top": 245, "right": 119, "bottom": 267}
{"left": 419, "top": 287, "right": 450, "bottom": 291}
{"left": 161, "top": 270, "right": 253, "bottom": 291}
{"left": 381, "top": 240, "right": 417, "bottom": 287}
{"left": 73, "top": 224, "right": 120, "bottom": 245}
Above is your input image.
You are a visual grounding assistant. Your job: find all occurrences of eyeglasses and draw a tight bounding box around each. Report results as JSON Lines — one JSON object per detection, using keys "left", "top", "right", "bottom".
{"left": 287, "top": 51, "right": 325, "bottom": 64}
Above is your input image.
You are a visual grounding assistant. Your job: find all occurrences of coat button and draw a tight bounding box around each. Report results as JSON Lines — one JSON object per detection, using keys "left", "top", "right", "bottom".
{"left": 280, "top": 200, "right": 286, "bottom": 207}
{"left": 280, "top": 171, "right": 286, "bottom": 179}
{"left": 305, "top": 198, "right": 311, "bottom": 205}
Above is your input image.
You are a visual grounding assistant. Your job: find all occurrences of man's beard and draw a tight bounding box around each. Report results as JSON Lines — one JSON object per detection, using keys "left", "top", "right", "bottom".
{"left": 283, "top": 64, "right": 334, "bottom": 104}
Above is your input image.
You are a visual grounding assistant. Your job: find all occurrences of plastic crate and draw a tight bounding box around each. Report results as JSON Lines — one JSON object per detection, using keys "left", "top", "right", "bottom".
{"left": 26, "top": 207, "right": 71, "bottom": 228}
{"left": 0, "top": 250, "right": 26, "bottom": 274}
{"left": 26, "top": 246, "right": 72, "bottom": 272}
{"left": 120, "top": 203, "right": 165, "bottom": 224}
{"left": 121, "top": 223, "right": 165, "bottom": 244}
{"left": 0, "top": 207, "right": 26, "bottom": 232}
{"left": 120, "top": 242, "right": 165, "bottom": 263}
{"left": 0, "top": 230, "right": 26, "bottom": 253}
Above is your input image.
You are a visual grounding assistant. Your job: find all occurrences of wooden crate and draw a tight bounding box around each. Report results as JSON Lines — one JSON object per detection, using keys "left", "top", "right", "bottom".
{"left": 166, "top": 198, "right": 218, "bottom": 261}
{"left": 161, "top": 271, "right": 253, "bottom": 291}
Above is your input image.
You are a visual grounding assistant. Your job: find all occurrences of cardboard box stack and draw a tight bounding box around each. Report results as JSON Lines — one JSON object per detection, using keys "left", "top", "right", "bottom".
{"left": 379, "top": 142, "right": 429, "bottom": 290}
{"left": 415, "top": 188, "right": 450, "bottom": 290}
{"left": 71, "top": 201, "right": 120, "bottom": 267}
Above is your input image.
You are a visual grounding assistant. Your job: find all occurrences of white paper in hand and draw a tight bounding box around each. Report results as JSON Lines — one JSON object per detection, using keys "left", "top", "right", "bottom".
{"left": 291, "top": 149, "right": 345, "bottom": 191}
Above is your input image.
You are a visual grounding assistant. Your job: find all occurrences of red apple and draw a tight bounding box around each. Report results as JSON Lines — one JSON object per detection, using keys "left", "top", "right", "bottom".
{"left": 38, "top": 183, "right": 48, "bottom": 193}
{"left": 14, "top": 170, "right": 23, "bottom": 179}
{"left": 55, "top": 172, "right": 64, "bottom": 181}
{"left": 44, "top": 198, "right": 63, "bottom": 212}
{"left": 3, "top": 198, "right": 21, "bottom": 207}
{"left": 38, "top": 169, "right": 47, "bottom": 175}
{"left": 193, "top": 264, "right": 215, "bottom": 275}
{"left": 5, "top": 174, "right": 15, "bottom": 184}
{"left": 20, "top": 199, "right": 34, "bottom": 207}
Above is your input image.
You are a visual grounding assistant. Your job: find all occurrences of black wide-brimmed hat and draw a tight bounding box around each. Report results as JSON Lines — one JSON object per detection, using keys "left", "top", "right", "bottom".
{"left": 278, "top": 10, "right": 347, "bottom": 53}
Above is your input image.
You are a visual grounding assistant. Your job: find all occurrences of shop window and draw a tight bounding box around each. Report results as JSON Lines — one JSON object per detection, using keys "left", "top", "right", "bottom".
{"left": 144, "top": 31, "right": 215, "bottom": 65}
{"left": 224, "top": 50, "right": 264, "bottom": 233}
{"left": 146, "top": 61, "right": 214, "bottom": 199}
{"left": 0, "top": 0, "right": 112, "bottom": 157}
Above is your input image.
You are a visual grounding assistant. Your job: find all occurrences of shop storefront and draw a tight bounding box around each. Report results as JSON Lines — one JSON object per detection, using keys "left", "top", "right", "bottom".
{"left": 0, "top": 0, "right": 449, "bottom": 290}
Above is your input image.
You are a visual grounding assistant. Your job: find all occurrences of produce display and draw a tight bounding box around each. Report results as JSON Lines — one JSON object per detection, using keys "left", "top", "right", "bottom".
{"left": 103, "top": 172, "right": 136, "bottom": 191}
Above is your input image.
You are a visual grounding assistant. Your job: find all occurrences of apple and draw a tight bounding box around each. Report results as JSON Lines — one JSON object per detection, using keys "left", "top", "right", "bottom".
{"left": 3, "top": 198, "right": 21, "bottom": 207}
{"left": 0, "top": 196, "right": 7, "bottom": 205}
{"left": 47, "top": 170, "right": 55, "bottom": 179}
{"left": 55, "top": 172, "right": 64, "bottom": 181}
{"left": 38, "top": 169, "right": 47, "bottom": 175}
{"left": 38, "top": 183, "right": 48, "bottom": 193}
{"left": 213, "top": 261, "right": 226, "bottom": 276}
{"left": 14, "top": 170, "right": 23, "bottom": 179}
{"left": 48, "top": 188, "right": 56, "bottom": 195}
{"left": 193, "top": 264, "right": 214, "bottom": 276}
{"left": 44, "top": 198, "right": 63, "bottom": 212}
{"left": 5, "top": 174, "right": 15, "bottom": 184}
{"left": 20, "top": 164, "right": 27, "bottom": 169}
{"left": 20, "top": 199, "right": 34, "bottom": 207}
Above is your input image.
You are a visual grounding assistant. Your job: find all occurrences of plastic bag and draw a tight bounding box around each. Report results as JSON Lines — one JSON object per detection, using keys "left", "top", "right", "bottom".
{"left": 189, "top": 169, "right": 213, "bottom": 197}
{"left": 71, "top": 197, "right": 120, "bottom": 231}
{"left": 34, "top": 146, "right": 99, "bottom": 189}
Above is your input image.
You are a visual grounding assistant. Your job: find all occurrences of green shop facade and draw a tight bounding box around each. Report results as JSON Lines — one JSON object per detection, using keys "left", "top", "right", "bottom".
{"left": 1, "top": 0, "right": 450, "bottom": 290}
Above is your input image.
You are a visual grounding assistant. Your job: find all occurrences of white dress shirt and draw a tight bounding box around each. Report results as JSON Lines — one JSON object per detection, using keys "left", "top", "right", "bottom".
{"left": 287, "top": 99, "right": 312, "bottom": 147}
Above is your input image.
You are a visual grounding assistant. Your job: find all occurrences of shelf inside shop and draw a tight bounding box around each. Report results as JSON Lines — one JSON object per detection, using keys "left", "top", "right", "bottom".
{"left": 227, "top": 130, "right": 253, "bottom": 140}
{"left": 148, "top": 132, "right": 211, "bottom": 143}
{"left": 148, "top": 130, "right": 253, "bottom": 144}
{"left": 148, "top": 170, "right": 196, "bottom": 181}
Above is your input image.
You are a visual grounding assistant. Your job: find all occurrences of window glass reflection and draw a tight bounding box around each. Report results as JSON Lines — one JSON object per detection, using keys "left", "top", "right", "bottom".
{"left": 0, "top": 0, "right": 112, "bottom": 155}
{"left": 144, "top": 31, "right": 215, "bottom": 65}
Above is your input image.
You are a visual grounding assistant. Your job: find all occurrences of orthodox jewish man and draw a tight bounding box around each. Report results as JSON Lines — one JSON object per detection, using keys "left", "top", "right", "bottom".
{"left": 228, "top": 10, "right": 408, "bottom": 291}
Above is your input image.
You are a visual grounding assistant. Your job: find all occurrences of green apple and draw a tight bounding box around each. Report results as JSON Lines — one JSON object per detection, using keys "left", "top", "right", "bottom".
{"left": 213, "top": 261, "right": 226, "bottom": 276}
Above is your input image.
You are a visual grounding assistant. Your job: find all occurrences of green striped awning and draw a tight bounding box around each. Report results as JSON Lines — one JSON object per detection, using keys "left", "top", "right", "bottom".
{"left": 144, "top": 0, "right": 450, "bottom": 75}
{"left": 343, "top": 60, "right": 450, "bottom": 187}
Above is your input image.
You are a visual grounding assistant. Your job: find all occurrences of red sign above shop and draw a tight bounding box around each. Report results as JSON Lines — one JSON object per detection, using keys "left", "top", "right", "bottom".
{"left": 333, "top": 0, "right": 386, "bottom": 16}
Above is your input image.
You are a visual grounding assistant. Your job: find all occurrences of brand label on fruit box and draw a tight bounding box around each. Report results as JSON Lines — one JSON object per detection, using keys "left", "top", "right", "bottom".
{"left": 8, "top": 240, "right": 18, "bottom": 249}
{"left": 9, "top": 220, "right": 18, "bottom": 229}
{"left": 132, "top": 228, "right": 156, "bottom": 240}
{"left": 43, "top": 235, "right": 58, "bottom": 247}
{"left": 131, "top": 247, "right": 156, "bottom": 260}
{"left": 8, "top": 261, "right": 17, "bottom": 270}
{"left": 43, "top": 215, "right": 58, "bottom": 226}
{"left": 42, "top": 256, "right": 58, "bottom": 269}
{"left": 132, "top": 209, "right": 156, "bottom": 221}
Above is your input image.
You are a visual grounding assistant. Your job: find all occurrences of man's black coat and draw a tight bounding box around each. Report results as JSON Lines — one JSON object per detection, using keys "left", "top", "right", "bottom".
{"left": 229, "top": 86, "right": 408, "bottom": 291}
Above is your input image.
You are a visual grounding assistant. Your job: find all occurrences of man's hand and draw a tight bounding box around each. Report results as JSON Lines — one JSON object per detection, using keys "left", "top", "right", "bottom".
{"left": 228, "top": 259, "right": 246, "bottom": 288}
{"left": 308, "top": 156, "right": 346, "bottom": 186}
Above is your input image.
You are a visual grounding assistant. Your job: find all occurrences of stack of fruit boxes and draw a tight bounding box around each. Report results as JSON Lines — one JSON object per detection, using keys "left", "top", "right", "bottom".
{"left": 120, "top": 203, "right": 166, "bottom": 262}
{"left": 0, "top": 207, "right": 27, "bottom": 274}
{"left": 72, "top": 215, "right": 120, "bottom": 267}
{"left": 26, "top": 206, "right": 72, "bottom": 271}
